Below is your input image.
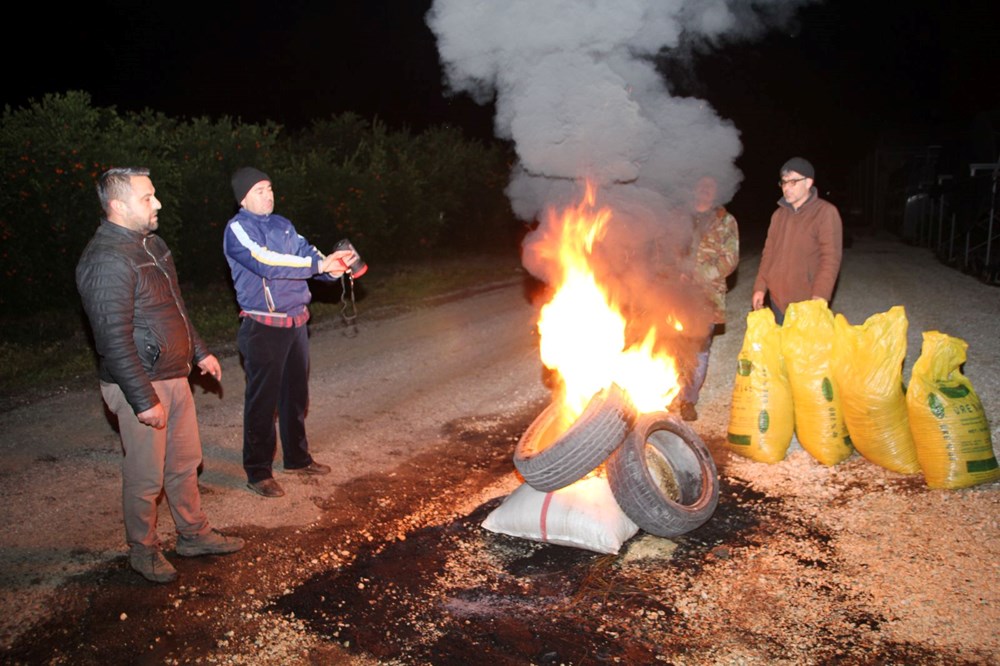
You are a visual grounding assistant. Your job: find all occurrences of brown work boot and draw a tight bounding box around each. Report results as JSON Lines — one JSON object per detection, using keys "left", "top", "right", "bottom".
{"left": 284, "top": 460, "right": 331, "bottom": 475}
{"left": 129, "top": 546, "right": 178, "bottom": 583}
{"left": 247, "top": 478, "right": 285, "bottom": 497}
{"left": 176, "top": 529, "right": 245, "bottom": 557}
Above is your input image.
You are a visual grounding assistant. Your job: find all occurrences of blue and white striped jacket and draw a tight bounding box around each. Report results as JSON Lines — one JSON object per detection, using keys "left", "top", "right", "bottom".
{"left": 223, "top": 209, "right": 334, "bottom": 319}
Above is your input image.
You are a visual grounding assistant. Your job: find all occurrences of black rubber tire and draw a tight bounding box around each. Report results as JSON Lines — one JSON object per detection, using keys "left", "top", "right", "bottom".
{"left": 513, "top": 383, "right": 636, "bottom": 492}
{"left": 606, "top": 412, "right": 719, "bottom": 538}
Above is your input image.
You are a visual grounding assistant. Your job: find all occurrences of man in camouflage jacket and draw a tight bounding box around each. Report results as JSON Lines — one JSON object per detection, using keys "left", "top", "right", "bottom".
{"left": 675, "top": 176, "right": 739, "bottom": 421}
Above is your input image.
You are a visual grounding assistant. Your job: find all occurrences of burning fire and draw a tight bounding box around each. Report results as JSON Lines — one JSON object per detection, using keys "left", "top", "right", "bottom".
{"left": 535, "top": 182, "right": 681, "bottom": 419}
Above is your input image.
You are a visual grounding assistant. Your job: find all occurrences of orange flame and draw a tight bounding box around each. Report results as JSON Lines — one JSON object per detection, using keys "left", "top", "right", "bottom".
{"left": 535, "top": 182, "right": 680, "bottom": 419}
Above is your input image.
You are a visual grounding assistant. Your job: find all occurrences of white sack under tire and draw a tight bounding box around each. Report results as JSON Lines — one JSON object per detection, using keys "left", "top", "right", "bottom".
{"left": 606, "top": 412, "right": 719, "bottom": 538}
{"left": 514, "top": 383, "right": 636, "bottom": 493}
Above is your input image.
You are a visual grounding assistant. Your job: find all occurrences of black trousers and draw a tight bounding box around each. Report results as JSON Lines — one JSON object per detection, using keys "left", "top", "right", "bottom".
{"left": 238, "top": 318, "right": 314, "bottom": 483}
{"left": 770, "top": 304, "right": 786, "bottom": 326}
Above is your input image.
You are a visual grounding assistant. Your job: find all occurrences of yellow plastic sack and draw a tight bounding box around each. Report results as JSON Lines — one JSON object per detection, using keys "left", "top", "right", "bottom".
{"left": 832, "top": 306, "right": 920, "bottom": 474}
{"left": 781, "top": 300, "right": 853, "bottom": 466}
{"left": 726, "top": 308, "right": 794, "bottom": 463}
{"left": 907, "top": 331, "right": 999, "bottom": 489}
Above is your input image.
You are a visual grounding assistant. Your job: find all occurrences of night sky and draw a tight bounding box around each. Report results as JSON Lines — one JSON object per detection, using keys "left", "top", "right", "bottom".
{"left": 6, "top": 1, "right": 1000, "bottom": 241}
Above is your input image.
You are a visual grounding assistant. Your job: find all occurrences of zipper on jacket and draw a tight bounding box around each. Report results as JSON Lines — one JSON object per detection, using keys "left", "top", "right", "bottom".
{"left": 263, "top": 278, "right": 277, "bottom": 312}
{"left": 144, "top": 236, "right": 194, "bottom": 375}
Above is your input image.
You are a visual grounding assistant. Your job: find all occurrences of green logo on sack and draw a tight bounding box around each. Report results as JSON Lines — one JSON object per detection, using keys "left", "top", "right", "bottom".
{"left": 727, "top": 433, "right": 751, "bottom": 446}
{"left": 928, "top": 393, "right": 945, "bottom": 419}
{"left": 738, "top": 359, "right": 752, "bottom": 376}
{"left": 822, "top": 377, "right": 834, "bottom": 402}
{"left": 939, "top": 384, "right": 970, "bottom": 399}
{"left": 758, "top": 410, "right": 769, "bottom": 434}
{"left": 966, "top": 457, "right": 999, "bottom": 473}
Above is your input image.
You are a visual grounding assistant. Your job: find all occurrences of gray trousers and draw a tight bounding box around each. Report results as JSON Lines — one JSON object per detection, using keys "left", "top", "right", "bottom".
{"left": 101, "top": 378, "right": 210, "bottom": 550}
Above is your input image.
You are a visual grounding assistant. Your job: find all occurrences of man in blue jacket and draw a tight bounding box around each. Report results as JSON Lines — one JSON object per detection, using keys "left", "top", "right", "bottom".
{"left": 224, "top": 167, "right": 358, "bottom": 498}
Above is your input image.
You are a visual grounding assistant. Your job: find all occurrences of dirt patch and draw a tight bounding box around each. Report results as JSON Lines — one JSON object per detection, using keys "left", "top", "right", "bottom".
{"left": 6, "top": 406, "right": 997, "bottom": 665}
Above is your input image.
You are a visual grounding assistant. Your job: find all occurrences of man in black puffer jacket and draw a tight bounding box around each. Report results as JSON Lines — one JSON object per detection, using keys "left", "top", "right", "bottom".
{"left": 76, "top": 167, "right": 245, "bottom": 583}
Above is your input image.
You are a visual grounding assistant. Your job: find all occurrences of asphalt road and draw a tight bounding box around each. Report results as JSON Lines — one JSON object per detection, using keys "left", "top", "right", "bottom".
{"left": 0, "top": 271, "right": 549, "bottom": 651}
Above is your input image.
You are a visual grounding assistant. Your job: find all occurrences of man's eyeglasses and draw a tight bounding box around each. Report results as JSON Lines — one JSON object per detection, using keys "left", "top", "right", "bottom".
{"left": 778, "top": 177, "right": 807, "bottom": 188}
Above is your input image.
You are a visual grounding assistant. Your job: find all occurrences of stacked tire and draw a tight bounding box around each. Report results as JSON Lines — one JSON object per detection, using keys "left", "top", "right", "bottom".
{"left": 513, "top": 383, "right": 719, "bottom": 538}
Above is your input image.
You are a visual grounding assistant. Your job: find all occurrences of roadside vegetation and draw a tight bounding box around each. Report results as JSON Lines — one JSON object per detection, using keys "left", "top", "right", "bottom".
{"left": 0, "top": 91, "right": 524, "bottom": 405}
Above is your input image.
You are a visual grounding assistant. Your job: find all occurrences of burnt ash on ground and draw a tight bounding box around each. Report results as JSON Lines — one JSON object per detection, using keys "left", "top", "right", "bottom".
{"left": 1, "top": 405, "right": 973, "bottom": 665}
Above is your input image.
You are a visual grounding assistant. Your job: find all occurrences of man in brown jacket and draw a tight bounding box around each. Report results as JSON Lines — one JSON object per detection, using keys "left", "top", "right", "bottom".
{"left": 751, "top": 157, "right": 843, "bottom": 325}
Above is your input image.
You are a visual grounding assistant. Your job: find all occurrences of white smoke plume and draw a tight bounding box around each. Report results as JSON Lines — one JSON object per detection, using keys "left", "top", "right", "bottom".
{"left": 427, "top": 0, "right": 812, "bottom": 340}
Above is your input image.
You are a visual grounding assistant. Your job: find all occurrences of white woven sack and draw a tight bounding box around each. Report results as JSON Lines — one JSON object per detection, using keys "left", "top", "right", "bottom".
{"left": 481, "top": 472, "right": 638, "bottom": 554}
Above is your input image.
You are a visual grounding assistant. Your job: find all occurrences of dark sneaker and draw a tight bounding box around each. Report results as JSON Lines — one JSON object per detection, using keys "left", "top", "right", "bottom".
{"left": 176, "top": 529, "right": 245, "bottom": 557}
{"left": 680, "top": 401, "right": 698, "bottom": 422}
{"left": 247, "top": 478, "right": 285, "bottom": 497}
{"left": 284, "top": 461, "right": 331, "bottom": 475}
{"left": 129, "top": 546, "right": 178, "bottom": 583}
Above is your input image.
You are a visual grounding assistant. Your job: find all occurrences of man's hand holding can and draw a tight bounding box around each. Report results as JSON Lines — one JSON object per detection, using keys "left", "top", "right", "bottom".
{"left": 329, "top": 239, "right": 368, "bottom": 277}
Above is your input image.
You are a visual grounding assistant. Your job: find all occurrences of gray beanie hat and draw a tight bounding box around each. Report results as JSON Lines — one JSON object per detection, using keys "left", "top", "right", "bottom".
{"left": 231, "top": 167, "right": 271, "bottom": 205}
{"left": 780, "top": 157, "right": 814, "bottom": 179}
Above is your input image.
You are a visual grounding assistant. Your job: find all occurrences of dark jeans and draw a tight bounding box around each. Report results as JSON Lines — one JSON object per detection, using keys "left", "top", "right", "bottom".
{"left": 680, "top": 323, "right": 718, "bottom": 405}
{"left": 238, "top": 318, "right": 314, "bottom": 483}
{"left": 770, "top": 304, "right": 786, "bottom": 326}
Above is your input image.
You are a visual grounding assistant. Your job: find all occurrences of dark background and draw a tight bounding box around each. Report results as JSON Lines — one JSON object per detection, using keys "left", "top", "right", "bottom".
{"left": 6, "top": 1, "right": 1000, "bottom": 244}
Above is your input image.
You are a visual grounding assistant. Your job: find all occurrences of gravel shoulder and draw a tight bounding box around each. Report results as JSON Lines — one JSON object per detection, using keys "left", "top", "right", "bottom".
{"left": 1, "top": 232, "right": 998, "bottom": 664}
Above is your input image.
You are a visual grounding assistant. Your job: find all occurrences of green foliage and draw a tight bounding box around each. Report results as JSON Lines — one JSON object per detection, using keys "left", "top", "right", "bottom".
{"left": 412, "top": 126, "right": 517, "bottom": 250}
{"left": 0, "top": 92, "right": 515, "bottom": 317}
{"left": 287, "top": 116, "right": 441, "bottom": 260}
{"left": 1, "top": 91, "right": 125, "bottom": 310}
{"left": 165, "top": 115, "right": 284, "bottom": 284}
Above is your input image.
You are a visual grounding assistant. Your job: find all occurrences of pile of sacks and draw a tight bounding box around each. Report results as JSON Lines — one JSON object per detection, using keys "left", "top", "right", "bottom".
{"left": 726, "top": 300, "right": 999, "bottom": 489}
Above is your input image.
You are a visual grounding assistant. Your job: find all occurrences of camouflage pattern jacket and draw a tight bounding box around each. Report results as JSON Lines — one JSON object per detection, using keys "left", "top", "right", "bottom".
{"left": 690, "top": 206, "right": 739, "bottom": 324}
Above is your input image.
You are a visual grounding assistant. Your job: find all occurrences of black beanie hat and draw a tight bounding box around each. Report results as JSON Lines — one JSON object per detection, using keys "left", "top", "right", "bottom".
{"left": 231, "top": 167, "right": 271, "bottom": 205}
{"left": 780, "top": 157, "right": 814, "bottom": 179}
